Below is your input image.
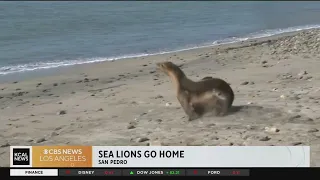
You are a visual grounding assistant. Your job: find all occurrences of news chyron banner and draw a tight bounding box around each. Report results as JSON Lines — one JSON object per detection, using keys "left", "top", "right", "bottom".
{"left": 10, "top": 146, "right": 310, "bottom": 168}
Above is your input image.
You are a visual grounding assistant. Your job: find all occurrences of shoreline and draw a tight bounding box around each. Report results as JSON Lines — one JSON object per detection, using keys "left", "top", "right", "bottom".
{"left": 1, "top": 25, "right": 320, "bottom": 82}
{"left": 1, "top": 28, "right": 320, "bottom": 167}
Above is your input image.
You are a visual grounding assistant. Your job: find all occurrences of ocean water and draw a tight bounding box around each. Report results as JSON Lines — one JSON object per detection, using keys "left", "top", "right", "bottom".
{"left": 1, "top": 1, "right": 320, "bottom": 77}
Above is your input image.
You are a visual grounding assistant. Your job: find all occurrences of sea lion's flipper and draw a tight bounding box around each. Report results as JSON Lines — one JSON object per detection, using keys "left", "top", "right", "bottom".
{"left": 213, "top": 97, "right": 229, "bottom": 116}
{"left": 188, "top": 113, "right": 200, "bottom": 121}
{"left": 192, "top": 91, "right": 226, "bottom": 117}
{"left": 177, "top": 91, "right": 200, "bottom": 121}
{"left": 191, "top": 103, "right": 205, "bottom": 115}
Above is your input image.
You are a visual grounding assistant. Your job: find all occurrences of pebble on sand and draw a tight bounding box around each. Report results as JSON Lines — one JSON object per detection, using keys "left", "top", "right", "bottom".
{"left": 206, "top": 123, "right": 216, "bottom": 128}
{"left": 288, "top": 114, "right": 302, "bottom": 121}
{"left": 97, "top": 108, "right": 103, "bottom": 111}
{"left": 155, "top": 95, "right": 163, "bottom": 99}
{"left": 36, "top": 137, "right": 46, "bottom": 143}
{"left": 261, "top": 60, "right": 268, "bottom": 64}
{"left": 291, "top": 142, "right": 303, "bottom": 146}
{"left": 51, "top": 132, "right": 59, "bottom": 137}
{"left": 298, "top": 70, "right": 308, "bottom": 76}
{"left": 265, "top": 127, "right": 280, "bottom": 133}
{"left": 57, "top": 110, "right": 67, "bottom": 115}
{"left": 308, "top": 128, "right": 319, "bottom": 133}
{"left": 136, "top": 137, "right": 149, "bottom": 143}
{"left": 54, "top": 127, "right": 63, "bottom": 131}
{"left": 241, "top": 81, "right": 249, "bottom": 85}
{"left": 165, "top": 102, "right": 172, "bottom": 106}
{"left": 139, "top": 112, "right": 147, "bottom": 116}
{"left": 259, "top": 136, "right": 271, "bottom": 141}
{"left": 127, "top": 124, "right": 136, "bottom": 129}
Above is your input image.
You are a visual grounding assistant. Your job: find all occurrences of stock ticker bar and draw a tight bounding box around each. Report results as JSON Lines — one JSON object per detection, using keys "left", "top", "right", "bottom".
{"left": 6, "top": 168, "right": 320, "bottom": 177}
{"left": 8, "top": 168, "right": 249, "bottom": 176}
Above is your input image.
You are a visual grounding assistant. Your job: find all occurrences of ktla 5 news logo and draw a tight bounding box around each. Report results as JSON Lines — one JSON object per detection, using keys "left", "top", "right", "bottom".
{"left": 13, "top": 148, "right": 30, "bottom": 165}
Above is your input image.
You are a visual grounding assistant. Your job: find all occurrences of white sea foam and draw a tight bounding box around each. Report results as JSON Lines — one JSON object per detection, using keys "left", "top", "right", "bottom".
{"left": 1, "top": 24, "right": 320, "bottom": 75}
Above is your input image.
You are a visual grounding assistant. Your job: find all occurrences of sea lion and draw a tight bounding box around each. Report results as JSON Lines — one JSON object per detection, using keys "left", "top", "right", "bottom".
{"left": 156, "top": 61, "right": 234, "bottom": 121}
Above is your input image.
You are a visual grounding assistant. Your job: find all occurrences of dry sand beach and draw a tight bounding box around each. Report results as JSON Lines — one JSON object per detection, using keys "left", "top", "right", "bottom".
{"left": 1, "top": 29, "right": 320, "bottom": 167}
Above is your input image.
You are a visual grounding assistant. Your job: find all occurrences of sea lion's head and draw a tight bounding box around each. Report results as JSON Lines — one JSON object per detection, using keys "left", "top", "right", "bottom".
{"left": 156, "top": 61, "right": 176, "bottom": 75}
{"left": 156, "top": 61, "right": 186, "bottom": 80}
